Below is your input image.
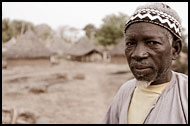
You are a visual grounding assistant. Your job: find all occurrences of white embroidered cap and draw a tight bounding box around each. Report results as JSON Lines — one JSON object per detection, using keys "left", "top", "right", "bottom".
{"left": 124, "top": 3, "right": 182, "bottom": 40}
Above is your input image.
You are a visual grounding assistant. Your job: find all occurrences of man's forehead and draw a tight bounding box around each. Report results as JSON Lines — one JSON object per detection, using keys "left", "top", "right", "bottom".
{"left": 125, "top": 22, "right": 167, "bottom": 38}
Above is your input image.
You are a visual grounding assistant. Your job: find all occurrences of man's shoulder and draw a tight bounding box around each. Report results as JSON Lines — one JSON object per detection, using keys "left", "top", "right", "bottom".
{"left": 119, "top": 78, "right": 136, "bottom": 92}
{"left": 172, "top": 71, "right": 188, "bottom": 96}
{"left": 112, "top": 78, "right": 136, "bottom": 104}
{"left": 173, "top": 71, "right": 188, "bottom": 83}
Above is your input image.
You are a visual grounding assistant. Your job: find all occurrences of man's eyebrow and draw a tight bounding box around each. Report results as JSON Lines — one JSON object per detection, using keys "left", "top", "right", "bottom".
{"left": 124, "top": 34, "right": 136, "bottom": 40}
{"left": 124, "top": 36, "right": 135, "bottom": 41}
{"left": 143, "top": 35, "right": 165, "bottom": 42}
{"left": 124, "top": 33, "right": 135, "bottom": 37}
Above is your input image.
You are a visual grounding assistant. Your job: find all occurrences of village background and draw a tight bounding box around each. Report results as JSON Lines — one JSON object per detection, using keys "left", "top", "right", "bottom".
{"left": 2, "top": 2, "right": 188, "bottom": 124}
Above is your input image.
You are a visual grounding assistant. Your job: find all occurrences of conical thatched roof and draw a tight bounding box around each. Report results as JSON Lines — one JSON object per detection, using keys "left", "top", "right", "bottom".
{"left": 46, "top": 37, "right": 72, "bottom": 55}
{"left": 108, "top": 39, "right": 125, "bottom": 56}
{"left": 78, "top": 37, "right": 105, "bottom": 52}
{"left": 4, "top": 30, "right": 53, "bottom": 59}
{"left": 67, "top": 41, "right": 102, "bottom": 56}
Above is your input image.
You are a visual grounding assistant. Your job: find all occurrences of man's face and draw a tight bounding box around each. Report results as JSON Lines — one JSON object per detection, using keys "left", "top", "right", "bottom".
{"left": 124, "top": 22, "right": 173, "bottom": 84}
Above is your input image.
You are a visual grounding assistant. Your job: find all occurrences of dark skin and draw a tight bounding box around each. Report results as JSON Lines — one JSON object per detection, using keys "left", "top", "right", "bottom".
{"left": 124, "top": 22, "right": 181, "bottom": 85}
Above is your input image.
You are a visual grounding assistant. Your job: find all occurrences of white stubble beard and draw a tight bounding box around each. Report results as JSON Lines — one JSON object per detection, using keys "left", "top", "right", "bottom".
{"left": 135, "top": 79, "right": 153, "bottom": 87}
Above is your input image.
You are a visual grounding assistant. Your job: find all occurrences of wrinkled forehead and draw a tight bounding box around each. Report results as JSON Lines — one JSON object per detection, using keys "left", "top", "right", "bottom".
{"left": 124, "top": 22, "right": 168, "bottom": 38}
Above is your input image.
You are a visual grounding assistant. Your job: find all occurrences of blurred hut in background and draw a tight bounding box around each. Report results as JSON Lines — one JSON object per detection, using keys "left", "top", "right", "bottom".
{"left": 45, "top": 36, "right": 72, "bottom": 64}
{"left": 3, "top": 30, "right": 54, "bottom": 68}
{"left": 66, "top": 41, "right": 103, "bottom": 62}
{"left": 65, "top": 36, "right": 110, "bottom": 63}
{"left": 108, "top": 39, "right": 127, "bottom": 64}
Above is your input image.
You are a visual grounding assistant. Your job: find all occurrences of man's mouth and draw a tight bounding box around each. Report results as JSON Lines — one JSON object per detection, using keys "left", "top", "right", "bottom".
{"left": 130, "top": 62, "right": 156, "bottom": 81}
{"left": 132, "top": 65, "right": 153, "bottom": 73}
{"left": 134, "top": 67, "right": 152, "bottom": 72}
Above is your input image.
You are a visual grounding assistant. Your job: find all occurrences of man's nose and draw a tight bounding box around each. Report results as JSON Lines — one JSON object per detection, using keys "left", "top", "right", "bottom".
{"left": 131, "top": 43, "right": 149, "bottom": 61}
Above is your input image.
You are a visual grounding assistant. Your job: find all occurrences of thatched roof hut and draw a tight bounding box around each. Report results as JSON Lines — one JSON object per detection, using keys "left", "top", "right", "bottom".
{"left": 4, "top": 30, "right": 53, "bottom": 59}
{"left": 67, "top": 41, "right": 102, "bottom": 56}
{"left": 108, "top": 39, "right": 125, "bottom": 56}
{"left": 66, "top": 40, "right": 104, "bottom": 62}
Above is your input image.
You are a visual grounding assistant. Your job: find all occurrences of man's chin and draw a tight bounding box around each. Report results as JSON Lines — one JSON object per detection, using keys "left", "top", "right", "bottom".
{"left": 131, "top": 68, "right": 158, "bottom": 87}
{"left": 134, "top": 74, "right": 156, "bottom": 87}
{"left": 132, "top": 70, "right": 157, "bottom": 83}
{"left": 133, "top": 74, "right": 155, "bottom": 82}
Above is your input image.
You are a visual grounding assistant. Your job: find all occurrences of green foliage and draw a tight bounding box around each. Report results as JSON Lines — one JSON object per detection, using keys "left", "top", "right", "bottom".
{"left": 172, "top": 53, "right": 188, "bottom": 75}
{"left": 2, "top": 18, "right": 52, "bottom": 43}
{"left": 2, "top": 18, "right": 35, "bottom": 43}
{"left": 83, "top": 24, "right": 96, "bottom": 40}
{"left": 95, "top": 12, "right": 129, "bottom": 46}
{"left": 171, "top": 27, "right": 188, "bottom": 75}
{"left": 181, "top": 41, "right": 188, "bottom": 54}
{"left": 10, "top": 20, "right": 22, "bottom": 37}
{"left": 181, "top": 28, "right": 188, "bottom": 54}
{"left": 2, "top": 18, "right": 12, "bottom": 42}
{"left": 34, "top": 24, "right": 53, "bottom": 41}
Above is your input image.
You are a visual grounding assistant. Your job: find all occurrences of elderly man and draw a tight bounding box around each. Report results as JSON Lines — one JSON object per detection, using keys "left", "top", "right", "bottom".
{"left": 103, "top": 3, "right": 188, "bottom": 124}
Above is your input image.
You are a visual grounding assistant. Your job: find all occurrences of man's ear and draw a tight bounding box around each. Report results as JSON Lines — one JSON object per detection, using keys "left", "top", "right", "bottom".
{"left": 172, "top": 39, "right": 182, "bottom": 60}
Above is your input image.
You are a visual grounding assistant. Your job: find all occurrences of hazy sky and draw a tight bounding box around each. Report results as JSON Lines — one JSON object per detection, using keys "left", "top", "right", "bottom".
{"left": 2, "top": 2, "right": 188, "bottom": 42}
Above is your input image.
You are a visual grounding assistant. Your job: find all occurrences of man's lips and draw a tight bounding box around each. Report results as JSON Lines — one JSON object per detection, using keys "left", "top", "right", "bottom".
{"left": 131, "top": 65, "right": 153, "bottom": 72}
{"left": 132, "top": 64, "right": 152, "bottom": 69}
{"left": 135, "top": 66, "right": 151, "bottom": 69}
{"left": 134, "top": 67, "right": 151, "bottom": 71}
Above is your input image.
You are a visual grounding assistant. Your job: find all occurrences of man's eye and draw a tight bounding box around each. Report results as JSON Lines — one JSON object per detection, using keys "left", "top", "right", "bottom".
{"left": 126, "top": 42, "right": 135, "bottom": 47}
{"left": 147, "top": 41, "right": 160, "bottom": 45}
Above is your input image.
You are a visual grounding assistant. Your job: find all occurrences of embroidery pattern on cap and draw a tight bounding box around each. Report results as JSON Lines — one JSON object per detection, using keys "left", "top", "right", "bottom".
{"left": 124, "top": 8, "right": 182, "bottom": 39}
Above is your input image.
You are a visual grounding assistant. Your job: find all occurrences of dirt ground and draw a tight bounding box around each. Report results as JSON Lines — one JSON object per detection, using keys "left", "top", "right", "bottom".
{"left": 2, "top": 59, "right": 134, "bottom": 124}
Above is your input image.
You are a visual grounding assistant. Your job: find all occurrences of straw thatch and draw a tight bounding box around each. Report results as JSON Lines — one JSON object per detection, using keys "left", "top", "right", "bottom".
{"left": 66, "top": 40, "right": 105, "bottom": 62}
{"left": 67, "top": 41, "right": 102, "bottom": 56}
{"left": 46, "top": 37, "right": 72, "bottom": 55}
{"left": 4, "top": 30, "right": 53, "bottom": 59}
{"left": 108, "top": 39, "right": 125, "bottom": 56}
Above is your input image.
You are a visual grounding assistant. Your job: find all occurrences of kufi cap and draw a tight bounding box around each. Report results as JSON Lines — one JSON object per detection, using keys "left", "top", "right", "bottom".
{"left": 124, "top": 3, "right": 182, "bottom": 40}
